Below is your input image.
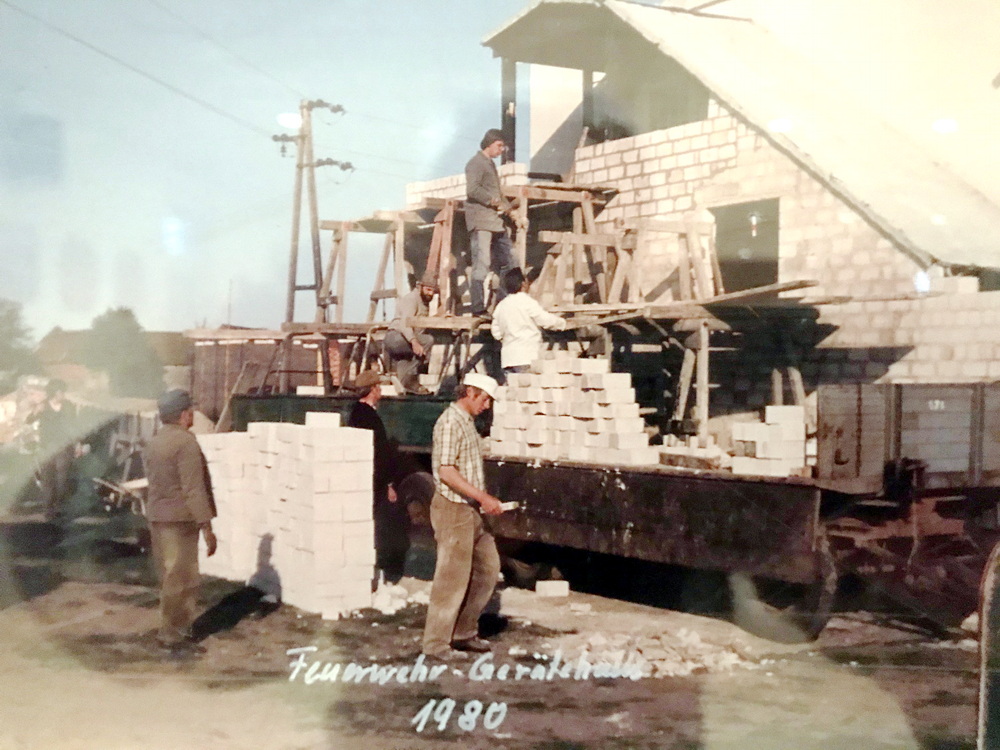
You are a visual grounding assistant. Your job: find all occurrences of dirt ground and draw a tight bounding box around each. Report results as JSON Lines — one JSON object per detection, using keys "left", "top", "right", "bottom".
{"left": 0, "top": 507, "right": 981, "bottom": 750}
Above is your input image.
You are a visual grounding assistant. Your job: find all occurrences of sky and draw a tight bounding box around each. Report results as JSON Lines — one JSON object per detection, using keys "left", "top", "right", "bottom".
{"left": 3, "top": 0, "right": 999, "bottom": 340}
{"left": 0, "top": 0, "right": 524, "bottom": 338}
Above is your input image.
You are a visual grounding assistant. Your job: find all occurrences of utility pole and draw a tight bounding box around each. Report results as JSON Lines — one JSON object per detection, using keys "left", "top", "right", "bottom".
{"left": 274, "top": 99, "right": 352, "bottom": 392}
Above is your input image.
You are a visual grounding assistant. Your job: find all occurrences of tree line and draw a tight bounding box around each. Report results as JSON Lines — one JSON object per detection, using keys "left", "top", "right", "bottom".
{"left": 0, "top": 299, "right": 166, "bottom": 398}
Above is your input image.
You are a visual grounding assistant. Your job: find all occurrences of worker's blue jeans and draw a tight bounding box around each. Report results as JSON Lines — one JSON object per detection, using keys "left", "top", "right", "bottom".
{"left": 469, "top": 229, "right": 515, "bottom": 315}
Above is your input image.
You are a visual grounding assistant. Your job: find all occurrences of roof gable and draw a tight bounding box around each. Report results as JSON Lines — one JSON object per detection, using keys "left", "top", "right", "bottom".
{"left": 486, "top": 0, "right": 1000, "bottom": 269}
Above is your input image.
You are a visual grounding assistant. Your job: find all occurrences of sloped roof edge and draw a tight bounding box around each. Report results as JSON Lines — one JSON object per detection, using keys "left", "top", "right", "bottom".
{"left": 487, "top": 0, "right": 1000, "bottom": 270}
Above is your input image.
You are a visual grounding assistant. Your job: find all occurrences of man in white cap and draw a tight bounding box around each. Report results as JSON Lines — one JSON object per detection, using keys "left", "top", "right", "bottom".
{"left": 422, "top": 372, "right": 506, "bottom": 659}
{"left": 144, "top": 389, "right": 217, "bottom": 657}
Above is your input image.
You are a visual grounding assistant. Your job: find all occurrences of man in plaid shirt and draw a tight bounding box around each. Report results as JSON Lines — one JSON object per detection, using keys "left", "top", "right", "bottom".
{"left": 422, "top": 372, "right": 507, "bottom": 659}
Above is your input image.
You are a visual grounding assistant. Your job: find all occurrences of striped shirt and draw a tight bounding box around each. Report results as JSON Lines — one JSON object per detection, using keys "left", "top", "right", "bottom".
{"left": 432, "top": 402, "right": 485, "bottom": 505}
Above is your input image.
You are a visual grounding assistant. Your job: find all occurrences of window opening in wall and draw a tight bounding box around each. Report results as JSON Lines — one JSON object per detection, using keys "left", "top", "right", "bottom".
{"left": 710, "top": 199, "right": 780, "bottom": 292}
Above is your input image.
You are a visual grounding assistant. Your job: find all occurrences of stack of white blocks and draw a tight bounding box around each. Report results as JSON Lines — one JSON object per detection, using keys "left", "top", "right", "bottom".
{"left": 489, "top": 356, "right": 659, "bottom": 466}
{"left": 730, "top": 405, "right": 808, "bottom": 477}
{"left": 195, "top": 412, "right": 376, "bottom": 619}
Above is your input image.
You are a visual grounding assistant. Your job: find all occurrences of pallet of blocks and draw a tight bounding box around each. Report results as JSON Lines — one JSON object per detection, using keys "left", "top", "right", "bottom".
{"left": 195, "top": 411, "right": 376, "bottom": 619}
{"left": 730, "top": 405, "right": 812, "bottom": 478}
{"left": 489, "top": 354, "right": 659, "bottom": 466}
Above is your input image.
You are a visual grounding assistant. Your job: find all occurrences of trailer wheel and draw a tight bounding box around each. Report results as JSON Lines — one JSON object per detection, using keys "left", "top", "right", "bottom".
{"left": 730, "top": 535, "right": 838, "bottom": 643}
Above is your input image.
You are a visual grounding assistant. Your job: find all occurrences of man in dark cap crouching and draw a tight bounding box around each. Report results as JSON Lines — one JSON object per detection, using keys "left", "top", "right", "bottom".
{"left": 144, "top": 389, "right": 217, "bottom": 656}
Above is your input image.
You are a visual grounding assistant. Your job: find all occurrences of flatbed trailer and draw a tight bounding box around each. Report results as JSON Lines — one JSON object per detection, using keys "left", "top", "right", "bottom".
{"left": 231, "top": 380, "right": 1000, "bottom": 633}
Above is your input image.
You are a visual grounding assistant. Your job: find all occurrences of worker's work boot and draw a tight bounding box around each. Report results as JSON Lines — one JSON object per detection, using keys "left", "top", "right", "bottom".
{"left": 451, "top": 637, "right": 491, "bottom": 653}
{"left": 400, "top": 374, "right": 430, "bottom": 395}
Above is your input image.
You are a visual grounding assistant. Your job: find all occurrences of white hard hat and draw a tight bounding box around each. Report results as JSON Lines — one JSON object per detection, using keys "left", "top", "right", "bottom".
{"left": 462, "top": 372, "right": 499, "bottom": 399}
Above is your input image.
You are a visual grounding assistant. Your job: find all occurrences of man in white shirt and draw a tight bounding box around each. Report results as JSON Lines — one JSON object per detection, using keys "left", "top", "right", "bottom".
{"left": 490, "top": 268, "right": 567, "bottom": 379}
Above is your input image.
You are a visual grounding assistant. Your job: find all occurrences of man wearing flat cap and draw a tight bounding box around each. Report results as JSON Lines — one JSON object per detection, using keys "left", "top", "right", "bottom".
{"left": 385, "top": 278, "right": 438, "bottom": 394}
{"left": 144, "top": 389, "right": 217, "bottom": 656}
{"left": 347, "top": 370, "right": 410, "bottom": 583}
{"left": 464, "top": 128, "right": 519, "bottom": 316}
{"left": 422, "top": 372, "right": 508, "bottom": 659}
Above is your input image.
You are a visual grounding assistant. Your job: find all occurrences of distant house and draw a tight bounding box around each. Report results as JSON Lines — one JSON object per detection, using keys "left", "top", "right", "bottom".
{"left": 35, "top": 328, "right": 192, "bottom": 395}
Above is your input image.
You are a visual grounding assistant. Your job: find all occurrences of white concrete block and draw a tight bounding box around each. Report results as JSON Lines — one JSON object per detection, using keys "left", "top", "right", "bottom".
{"left": 305, "top": 411, "right": 342, "bottom": 428}
{"left": 775, "top": 420, "right": 806, "bottom": 442}
{"left": 526, "top": 401, "right": 549, "bottom": 416}
{"left": 731, "top": 456, "right": 766, "bottom": 476}
{"left": 535, "top": 580, "right": 570, "bottom": 597}
{"left": 610, "top": 432, "right": 649, "bottom": 450}
{"left": 765, "top": 405, "right": 806, "bottom": 424}
{"left": 342, "top": 443, "right": 374, "bottom": 462}
{"left": 594, "top": 387, "right": 636, "bottom": 405}
{"left": 339, "top": 464, "right": 374, "bottom": 492}
{"left": 583, "top": 432, "right": 611, "bottom": 449}
{"left": 297, "top": 385, "right": 325, "bottom": 396}
{"left": 524, "top": 427, "right": 552, "bottom": 446}
{"left": 521, "top": 387, "right": 544, "bottom": 402}
{"left": 538, "top": 444, "right": 561, "bottom": 461}
{"left": 608, "top": 417, "right": 646, "bottom": 434}
{"left": 539, "top": 372, "right": 573, "bottom": 389}
{"left": 620, "top": 447, "right": 660, "bottom": 465}
{"left": 312, "top": 492, "right": 342, "bottom": 522}
{"left": 344, "top": 535, "right": 377, "bottom": 566}
{"left": 605, "top": 403, "right": 640, "bottom": 419}
{"left": 573, "top": 358, "right": 610, "bottom": 375}
{"left": 586, "top": 417, "right": 610, "bottom": 434}
{"left": 342, "top": 491, "right": 374, "bottom": 523}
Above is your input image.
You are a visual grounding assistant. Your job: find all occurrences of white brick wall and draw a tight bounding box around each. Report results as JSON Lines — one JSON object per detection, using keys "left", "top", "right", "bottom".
{"left": 405, "top": 163, "right": 529, "bottom": 207}
{"left": 570, "top": 103, "right": 922, "bottom": 302}
{"left": 197, "top": 417, "right": 375, "bottom": 620}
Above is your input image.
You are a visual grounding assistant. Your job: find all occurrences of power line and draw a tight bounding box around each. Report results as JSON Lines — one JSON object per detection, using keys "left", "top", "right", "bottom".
{"left": 1, "top": 0, "right": 489, "bottom": 181}
{"left": 0, "top": 0, "right": 272, "bottom": 139}
{"left": 141, "top": 0, "right": 482, "bottom": 144}
{"left": 143, "top": 0, "right": 308, "bottom": 101}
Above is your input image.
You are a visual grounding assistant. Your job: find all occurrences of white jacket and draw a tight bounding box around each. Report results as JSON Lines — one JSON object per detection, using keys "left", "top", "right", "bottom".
{"left": 490, "top": 292, "right": 567, "bottom": 368}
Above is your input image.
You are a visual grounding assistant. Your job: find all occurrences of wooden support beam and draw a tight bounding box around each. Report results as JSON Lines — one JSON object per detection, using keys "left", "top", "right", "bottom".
{"left": 367, "top": 232, "right": 395, "bottom": 322}
{"left": 672, "top": 349, "right": 696, "bottom": 422}
{"left": 606, "top": 230, "right": 632, "bottom": 304}
{"left": 514, "top": 186, "right": 529, "bottom": 269}
{"left": 702, "top": 279, "right": 817, "bottom": 304}
{"left": 696, "top": 321, "right": 710, "bottom": 447}
{"left": 316, "top": 228, "right": 337, "bottom": 323}
{"left": 580, "top": 194, "right": 606, "bottom": 303}
{"left": 501, "top": 185, "right": 607, "bottom": 204}
{"left": 708, "top": 226, "right": 725, "bottom": 295}
{"left": 685, "top": 219, "right": 713, "bottom": 300}
{"left": 628, "top": 228, "right": 645, "bottom": 303}
{"left": 215, "top": 362, "right": 258, "bottom": 433}
{"left": 393, "top": 219, "right": 407, "bottom": 298}
{"left": 572, "top": 206, "right": 584, "bottom": 303}
{"left": 678, "top": 233, "right": 693, "bottom": 300}
{"left": 537, "top": 230, "right": 619, "bottom": 247}
{"left": 335, "top": 223, "right": 347, "bottom": 323}
{"left": 771, "top": 368, "right": 785, "bottom": 406}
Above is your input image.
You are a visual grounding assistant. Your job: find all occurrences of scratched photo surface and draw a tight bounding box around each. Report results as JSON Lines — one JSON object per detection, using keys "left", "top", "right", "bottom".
{"left": 1, "top": 0, "right": 999, "bottom": 748}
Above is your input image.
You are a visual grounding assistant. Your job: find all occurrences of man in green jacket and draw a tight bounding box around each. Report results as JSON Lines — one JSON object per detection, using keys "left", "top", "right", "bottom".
{"left": 144, "top": 389, "right": 217, "bottom": 656}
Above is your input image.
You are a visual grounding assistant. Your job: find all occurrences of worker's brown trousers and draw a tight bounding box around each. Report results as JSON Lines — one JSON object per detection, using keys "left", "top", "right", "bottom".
{"left": 150, "top": 522, "right": 201, "bottom": 645}
{"left": 422, "top": 493, "right": 501, "bottom": 656}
